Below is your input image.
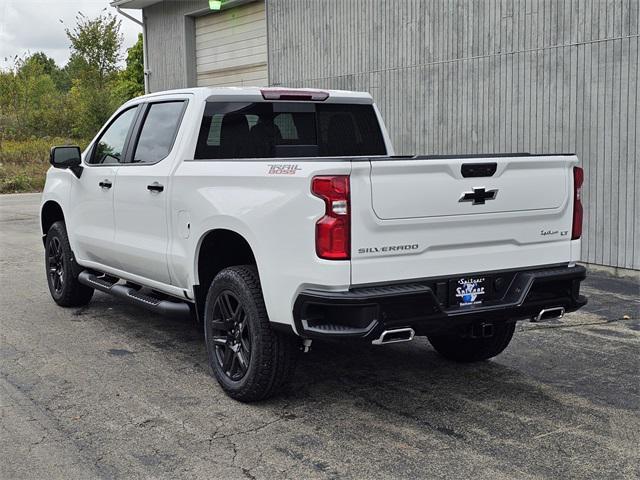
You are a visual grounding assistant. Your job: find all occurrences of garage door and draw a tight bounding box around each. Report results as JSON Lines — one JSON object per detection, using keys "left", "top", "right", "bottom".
{"left": 195, "top": 1, "right": 268, "bottom": 87}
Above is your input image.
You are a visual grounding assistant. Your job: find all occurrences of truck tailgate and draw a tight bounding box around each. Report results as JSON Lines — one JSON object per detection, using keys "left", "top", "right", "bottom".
{"left": 350, "top": 155, "right": 579, "bottom": 286}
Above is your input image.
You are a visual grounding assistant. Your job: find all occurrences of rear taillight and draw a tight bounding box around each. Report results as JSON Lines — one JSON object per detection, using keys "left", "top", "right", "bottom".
{"left": 312, "top": 175, "right": 350, "bottom": 260}
{"left": 572, "top": 166, "right": 584, "bottom": 240}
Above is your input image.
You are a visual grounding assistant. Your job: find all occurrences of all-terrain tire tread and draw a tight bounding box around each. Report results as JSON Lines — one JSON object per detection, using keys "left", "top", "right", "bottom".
{"left": 205, "top": 265, "right": 298, "bottom": 402}
{"left": 46, "top": 221, "right": 94, "bottom": 307}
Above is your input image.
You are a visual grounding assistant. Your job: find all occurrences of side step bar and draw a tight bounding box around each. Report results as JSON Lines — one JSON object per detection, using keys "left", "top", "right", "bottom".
{"left": 78, "top": 271, "right": 191, "bottom": 319}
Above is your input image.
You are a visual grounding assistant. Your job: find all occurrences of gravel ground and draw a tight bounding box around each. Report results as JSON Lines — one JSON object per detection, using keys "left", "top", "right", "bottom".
{"left": 1, "top": 192, "right": 639, "bottom": 479}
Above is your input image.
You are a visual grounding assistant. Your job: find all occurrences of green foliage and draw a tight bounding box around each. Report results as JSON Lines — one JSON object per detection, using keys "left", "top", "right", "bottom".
{"left": 0, "top": 137, "right": 89, "bottom": 194}
{"left": 0, "top": 11, "right": 144, "bottom": 192}
{"left": 17, "top": 52, "right": 70, "bottom": 91}
{"left": 113, "top": 33, "right": 145, "bottom": 100}
{"left": 68, "top": 78, "right": 118, "bottom": 138}
{"left": 0, "top": 55, "right": 69, "bottom": 138}
{"left": 19, "top": 52, "right": 58, "bottom": 75}
{"left": 64, "top": 12, "right": 128, "bottom": 138}
{"left": 65, "top": 12, "right": 123, "bottom": 87}
{"left": 126, "top": 33, "right": 144, "bottom": 91}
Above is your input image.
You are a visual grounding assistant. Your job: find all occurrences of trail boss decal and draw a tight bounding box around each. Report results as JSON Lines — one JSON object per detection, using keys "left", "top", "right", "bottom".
{"left": 357, "top": 244, "right": 419, "bottom": 254}
{"left": 455, "top": 277, "right": 486, "bottom": 306}
{"left": 268, "top": 164, "right": 302, "bottom": 175}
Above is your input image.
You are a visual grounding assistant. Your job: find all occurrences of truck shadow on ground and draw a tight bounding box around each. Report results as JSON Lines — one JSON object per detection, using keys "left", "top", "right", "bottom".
{"left": 65, "top": 295, "right": 639, "bottom": 480}
{"left": 85, "top": 291, "right": 579, "bottom": 422}
{"left": 77, "top": 289, "right": 640, "bottom": 480}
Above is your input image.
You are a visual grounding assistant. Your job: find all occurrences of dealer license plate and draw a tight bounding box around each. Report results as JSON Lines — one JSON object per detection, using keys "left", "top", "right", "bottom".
{"left": 450, "top": 276, "right": 490, "bottom": 307}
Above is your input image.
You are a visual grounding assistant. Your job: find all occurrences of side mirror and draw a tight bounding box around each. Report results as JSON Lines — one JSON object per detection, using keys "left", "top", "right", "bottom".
{"left": 50, "top": 145, "right": 82, "bottom": 168}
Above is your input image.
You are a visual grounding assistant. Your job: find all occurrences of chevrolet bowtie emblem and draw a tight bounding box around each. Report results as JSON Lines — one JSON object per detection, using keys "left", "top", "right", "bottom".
{"left": 459, "top": 187, "right": 498, "bottom": 205}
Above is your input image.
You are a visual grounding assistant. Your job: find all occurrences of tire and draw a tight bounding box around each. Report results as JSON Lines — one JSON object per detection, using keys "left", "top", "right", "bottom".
{"left": 45, "top": 221, "right": 94, "bottom": 307}
{"left": 427, "top": 322, "right": 516, "bottom": 363}
{"left": 204, "top": 265, "right": 298, "bottom": 402}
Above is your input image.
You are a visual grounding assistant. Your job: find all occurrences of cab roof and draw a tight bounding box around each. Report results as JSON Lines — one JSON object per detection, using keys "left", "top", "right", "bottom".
{"left": 135, "top": 87, "right": 375, "bottom": 105}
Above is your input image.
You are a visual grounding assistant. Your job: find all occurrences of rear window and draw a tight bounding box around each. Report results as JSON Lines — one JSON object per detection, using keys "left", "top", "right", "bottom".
{"left": 133, "top": 101, "right": 186, "bottom": 164}
{"left": 195, "top": 102, "right": 386, "bottom": 159}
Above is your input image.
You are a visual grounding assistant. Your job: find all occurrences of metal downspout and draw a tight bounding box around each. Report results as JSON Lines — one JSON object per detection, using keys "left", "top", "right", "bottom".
{"left": 115, "top": 6, "right": 150, "bottom": 94}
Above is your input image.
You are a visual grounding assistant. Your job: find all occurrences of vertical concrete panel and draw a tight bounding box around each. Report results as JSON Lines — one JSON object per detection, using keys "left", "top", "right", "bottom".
{"left": 617, "top": 35, "right": 629, "bottom": 268}
{"left": 631, "top": 35, "right": 639, "bottom": 269}
{"left": 144, "top": 0, "right": 209, "bottom": 92}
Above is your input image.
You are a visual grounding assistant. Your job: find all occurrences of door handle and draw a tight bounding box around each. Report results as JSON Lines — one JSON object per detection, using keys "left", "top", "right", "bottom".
{"left": 99, "top": 180, "right": 112, "bottom": 189}
{"left": 147, "top": 182, "right": 164, "bottom": 193}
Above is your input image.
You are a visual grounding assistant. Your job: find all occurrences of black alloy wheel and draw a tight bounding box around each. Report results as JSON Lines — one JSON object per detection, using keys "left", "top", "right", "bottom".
{"left": 44, "top": 221, "right": 94, "bottom": 307}
{"left": 210, "top": 290, "right": 252, "bottom": 381}
{"left": 47, "top": 236, "right": 65, "bottom": 296}
{"left": 203, "top": 265, "right": 298, "bottom": 402}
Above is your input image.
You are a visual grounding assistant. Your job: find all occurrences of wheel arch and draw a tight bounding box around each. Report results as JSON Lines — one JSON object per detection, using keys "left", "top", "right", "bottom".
{"left": 41, "top": 201, "right": 65, "bottom": 244}
{"left": 193, "top": 228, "right": 258, "bottom": 321}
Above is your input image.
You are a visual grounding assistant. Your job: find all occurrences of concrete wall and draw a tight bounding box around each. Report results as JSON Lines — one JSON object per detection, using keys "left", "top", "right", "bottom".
{"left": 143, "top": 0, "right": 265, "bottom": 92}
{"left": 143, "top": 0, "right": 208, "bottom": 92}
{"left": 267, "top": 0, "right": 640, "bottom": 270}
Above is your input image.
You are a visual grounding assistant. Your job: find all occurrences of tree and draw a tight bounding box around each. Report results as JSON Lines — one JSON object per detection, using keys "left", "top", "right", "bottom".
{"left": 113, "top": 33, "right": 145, "bottom": 100}
{"left": 18, "top": 52, "right": 57, "bottom": 76}
{"left": 18, "top": 52, "right": 69, "bottom": 91}
{"left": 124, "top": 33, "right": 144, "bottom": 94}
{"left": 0, "top": 11, "right": 142, "bottom": 141}
{"left": 65, "top": 11, "right": 123, "bottom": 87}
{"left": 0, "top": 54, "right": 69, "bottom": 138}
{"left": 64, "top": 11, "right": 124, "bottom": 138}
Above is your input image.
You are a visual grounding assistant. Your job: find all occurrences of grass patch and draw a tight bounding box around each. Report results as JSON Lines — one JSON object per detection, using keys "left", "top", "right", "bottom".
{"left": 0, "top": 137, "right": 87, "bottom": 194}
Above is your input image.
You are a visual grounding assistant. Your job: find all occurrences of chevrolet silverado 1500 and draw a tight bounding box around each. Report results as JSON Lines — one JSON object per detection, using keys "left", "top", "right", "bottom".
{"left": 41, "top": 87, "right": 587, "bottom": 401}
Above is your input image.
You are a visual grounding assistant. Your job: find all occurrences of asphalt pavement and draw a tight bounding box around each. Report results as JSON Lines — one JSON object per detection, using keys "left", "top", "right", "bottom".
{"left": 1, "top": 193, "right": 638, "bottom": 479}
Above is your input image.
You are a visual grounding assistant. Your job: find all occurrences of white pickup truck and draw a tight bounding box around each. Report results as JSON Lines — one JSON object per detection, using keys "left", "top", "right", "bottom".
{"left": 41, "top": 87, "right": 587, "bottom": 401}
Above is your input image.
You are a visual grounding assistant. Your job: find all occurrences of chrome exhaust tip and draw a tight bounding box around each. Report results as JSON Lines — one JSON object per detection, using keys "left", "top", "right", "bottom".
{"left": 533, "top": 307, "right": 566, "bottom": 322}
{"left": 372, "top": 328, "right": 415, "bottom": 345}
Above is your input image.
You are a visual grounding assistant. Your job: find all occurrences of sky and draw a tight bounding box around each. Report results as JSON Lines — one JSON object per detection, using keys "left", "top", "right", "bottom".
{"left": 0, "top": 0, "right": 142, "bottom": 69}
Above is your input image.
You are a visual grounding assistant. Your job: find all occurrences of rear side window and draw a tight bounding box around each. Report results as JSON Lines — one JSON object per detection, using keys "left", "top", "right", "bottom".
{"left": 316, "top": 104, "right": 386, "bottom": 156}
{"left": 195, "top": 102, "right": 386, "bottom": 159}
{"left": 132, "top": 101, "right": 186, "bottom": 164}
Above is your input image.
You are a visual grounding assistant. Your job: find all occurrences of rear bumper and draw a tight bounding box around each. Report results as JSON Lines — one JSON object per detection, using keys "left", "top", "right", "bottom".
{"left": 293, "top": 264, "right": 587, "bottom": 340}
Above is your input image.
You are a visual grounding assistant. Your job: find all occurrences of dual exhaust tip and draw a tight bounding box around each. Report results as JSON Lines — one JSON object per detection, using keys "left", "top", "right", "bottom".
{"left": 371, "top": 306, "right": 566, "bottom": 345}
{"left": 372, "top": 327, "right": 415, "bottom": 345}
{"left": 533, "top": 307, "right": 565, "bottom": 322}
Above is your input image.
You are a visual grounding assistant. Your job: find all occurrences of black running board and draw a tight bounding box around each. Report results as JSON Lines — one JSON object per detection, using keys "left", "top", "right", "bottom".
{"left": 78, "top": 270, "right": 191, "bottom": 319}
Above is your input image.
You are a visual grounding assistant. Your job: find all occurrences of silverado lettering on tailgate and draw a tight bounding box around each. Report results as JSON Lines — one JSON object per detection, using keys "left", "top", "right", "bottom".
{"left": 357, "top": 244, "right": 419, "bottom": 254}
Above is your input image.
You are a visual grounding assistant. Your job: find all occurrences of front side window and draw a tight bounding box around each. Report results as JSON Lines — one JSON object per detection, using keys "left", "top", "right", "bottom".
{"left": 132, "top": 101, "right": 186, "bottom": 164}
{"left": 195, "top": 102, "right": 386, "bottom": 159}
{"left": 90, "top": 107, "right": 138, "bottom": 165}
